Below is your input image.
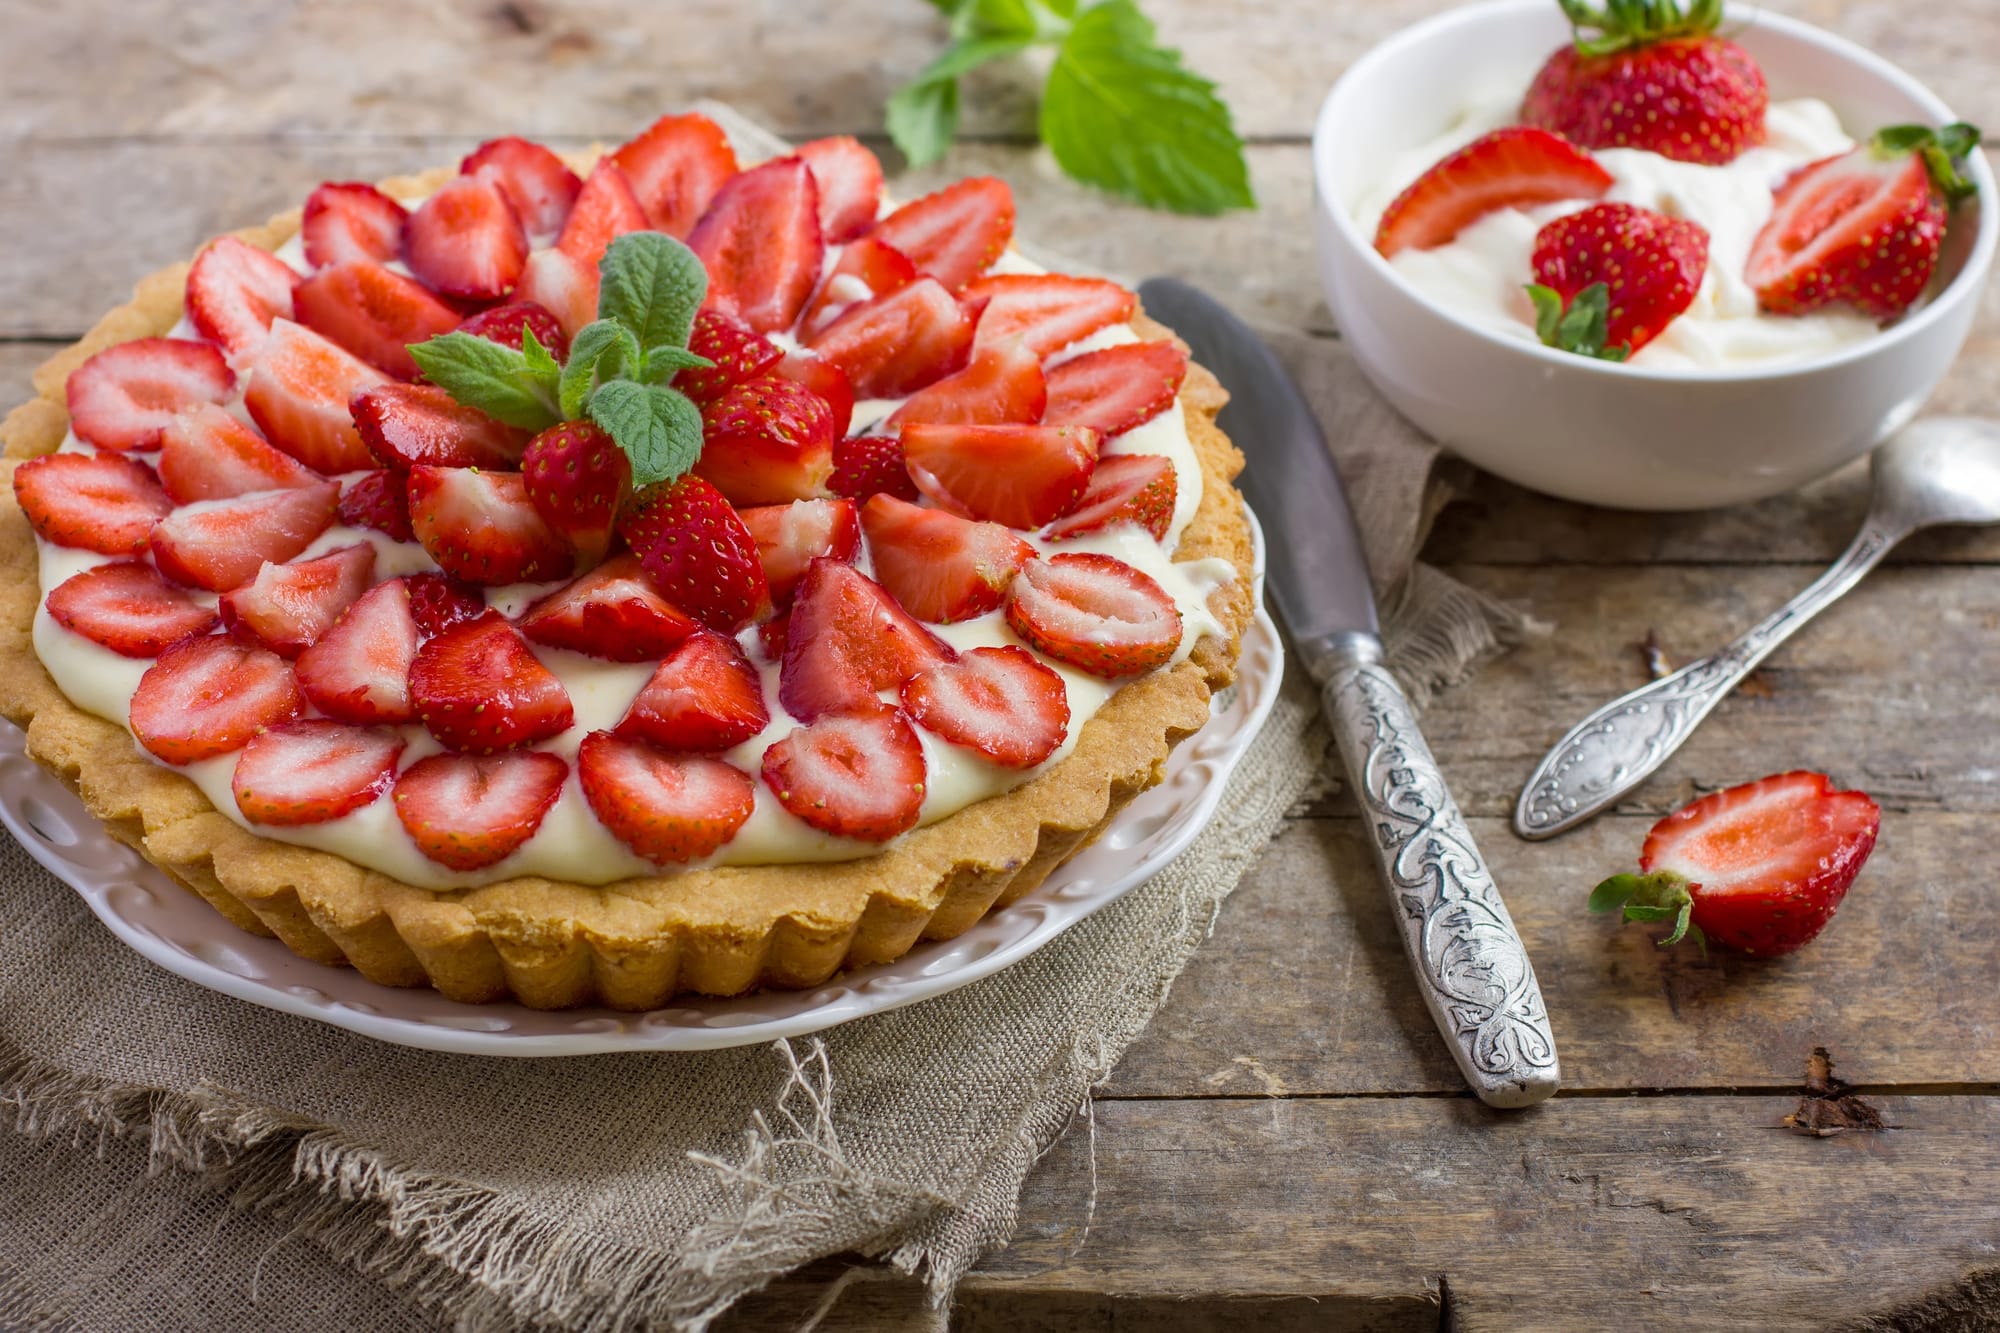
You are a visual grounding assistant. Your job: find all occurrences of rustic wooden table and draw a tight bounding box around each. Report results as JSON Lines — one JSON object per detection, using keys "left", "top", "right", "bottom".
{"left": 7, "top": 2, "right": 1999, "bottom": 1328}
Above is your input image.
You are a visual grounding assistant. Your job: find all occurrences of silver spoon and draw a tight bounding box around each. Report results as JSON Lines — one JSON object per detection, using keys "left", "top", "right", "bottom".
{"left": 1514, "top": 417, "right": 2000, "bottom": 840}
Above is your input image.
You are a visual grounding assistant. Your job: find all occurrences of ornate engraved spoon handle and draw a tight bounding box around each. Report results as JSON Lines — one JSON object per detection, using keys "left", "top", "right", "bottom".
{"left": 1513, "top": 519, "right": 1905, "bottom": 841}
{"left": 1323, "top": 643, "right": 1559, "bottom": 1109}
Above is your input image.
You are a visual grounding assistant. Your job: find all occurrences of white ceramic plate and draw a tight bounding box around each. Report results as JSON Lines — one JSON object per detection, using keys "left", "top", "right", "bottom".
{"left": 0, "top": 518, "right": 1279, "bottom": 1056}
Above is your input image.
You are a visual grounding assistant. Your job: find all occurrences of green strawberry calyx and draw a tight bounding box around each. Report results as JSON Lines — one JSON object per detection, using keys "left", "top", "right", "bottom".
{"left": 1556, "top": 0, "right": 1725, "bottom": 57}
{"left": 1870, "top": 122, "right": 1983, "bottom": 206}
{"left": 1589, "top": 869, "right": 1707, "bottom": 955}
{"left": 1527, "top": 282, "right": 1632, "bottom": 362}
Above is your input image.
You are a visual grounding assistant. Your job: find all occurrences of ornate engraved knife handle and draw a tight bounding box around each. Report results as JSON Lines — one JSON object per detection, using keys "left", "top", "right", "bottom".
{"left": 1513, "top": 519, "right": 1903, "bottom": 841}
{"left": 1320, "top": 640, "right": 1559, "bottom": 1109}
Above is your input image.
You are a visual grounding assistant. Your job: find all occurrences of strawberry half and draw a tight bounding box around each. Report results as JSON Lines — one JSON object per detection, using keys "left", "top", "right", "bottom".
{"left": 1043, "top": 341, "right": 1186, "bottom": 438}
{"left": 231, "top": 720, "right": 404, "bottom": 827}
{"left": 128, "top": 634, "right": 305, "bottom": 765}
{"left": 675, "top": 309, "right": 784, "bottom": 407}
{"left": 689, "top": 156, "right": 825, "bottom": 335}
{"left": 301, "top": 182, "right": 409, "bottom": 270}
{"left": 964, "top": 274, "right": 1136, "bottom": 358}
{"left": 796, "top": 136, "right": 884, "bottom": 243}
{"left": 517, "top": 553, "right": 698, "bottom": 662}
{"left": 352, "top": 382, "right": 530, "bottom": 472}
{"left": 902, "top": 645, "right": 1069, "bottom": 770}
{"left": 217, "top": 542, "right": 376, "bottom": 658}
{"left": 1373, "top": 127, "right": 1614, "bottom": 258}
{"left": 901, "top": 422, "right": 1098, "bottom": 529}
{"left": 616, "top": 630, "right": 770, "bottom": 753}
{"left": 1043, "top": 452, "right": 1177, "bottom": 542}
{"left": 295, "top": 577, "right": 421, "bottom": 724}
{"left": 761, "top": 707, "right": 927, "bottom": 843}
{"left": 520, "top": 419, "right": 632, "bottom": 563}
{"left": 393, "top": 750, "right": 568, "bottom": 872}
{"left": 806, "top": 277, "right": 974, "bottom": 398}
{"left": 779, "top": 558, "right": 955, "bottom": 722}
{"left": 799, "top": 236, "right": 918, "bottom": 339}
{"left": 1532, "top": 203, "right": 1709, "bottom": 356}
{"left": 405, "top": 572, "right": 487, "bottom": 637}
{"left": 455, "top": 301, "right": 571, "bottom": 360}
{"left": 739, "top": 497, "right": 861, "bottom": 606}
{"left": 293, "top": 261, "right": 464, "bottom": 379}
{"left": 1591, "top": 770, "right": 1881, "bottom": 956}
{"left": 150, "top": 482, "right": 341, "bottom": 593}
{"left": 829, "top": 434, "right": 920, "bottom": 503}
{"left": 869, "top": 177, "right": 1015, "bottom": 292}
{"left": 65, "top": 337, "right": 234, "bottom": 452}
{"left": 461, "top": 136, "right": 582, "bottom": 236}
{"left": 887, "top": 340, "right": 1046, "bottom": 430}
{"left": 406, "top": 465, "right": 574, "bottom": 586}
{"left": 185, "top": 236, "right": 301, "bottom": 360}
{"left": 158, "top": 404, "right": 319, "bottom": 504}
{"left": 555, "top": 160, "right": 650, "bottom": 270}
{"left": 405, "top": 175, "right": 530, "bottom": 301}
{"left": 694, "top": 373, "right": 837, "bottom": 507}
{"left": 45, "top": 561, "right": 217, "bottom": 658}
{"left": 578, "top": 732, "right": 757, "bottom": 864}
{"left": 514, "top": 247, "right": 599, "bottom": 342}
{"left": 338, "top": 469, "right": 415, "bottom": 541}
{"left": 609, "top": 111, "right": 740, "bottom": 238}
{"left": 13, "top": 452, "right": 172, "bottom": 556}
{"left": 1005, "top": 553, "right": 1182, "bottom": 678}
{"left": 617, "top": 475, "right": 770, "bottom": 633}
{"left": 410, "top": 614, "right": 574, "bottom": 753}
{"left": 242, "top": 319, "right": 391, "bottom": 474}
{"left": 859, "top": 494, "right": 1033, "bottom": 624}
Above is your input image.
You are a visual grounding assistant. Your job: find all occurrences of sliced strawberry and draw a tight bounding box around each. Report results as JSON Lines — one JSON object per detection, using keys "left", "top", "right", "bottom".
{"left": 517, "top": 553, "right": 697, "bottom": 661}
{"left": 455, "top": 301, "right": 570, "bottom": 359}
{"left": 392, "top": 750, "right": 568, "bottom": 871}
{"left": 410, "top": 614, "right": 574, "bottom": 752}
{"left": 218, "top": 543, "right": 376, "bottom": 658}
{"left": 829, "top": 434, "right": 920, "bottom": 503}
{"left": 689, "top": 157, "right": 825, "bottom": 335}
{"left": 901, "top": 422, "right": 1097, "bottom": 529}
{"left": 406, "top": 465, "right": 573, "bottom": 586}
{"left": 353, "top": 382, "right": 530, "bottom": 472}
{"left": 806, "top": 277, "right": 973, "bottom": 397}
{"left": 578, "top": 731, "right": 756, "bottom": 863}
{"left": 514, "top": 247, "right": 599, "bottom": 342}
{"left": 757, "top": 611, "right": 789, "bottom": 662}
{"left": 158, "top": 404, "right": 319, "bottom": 504}
{"left": 618, "top": 475, "right": 770, "bottom": 632}
{"left": 405, "top": 572, "right": 487, "bottom": 638}
{"left": 520, "top": 420, "right": 631, "bottom": 563}
{"left": 800, "top": 237, "right": 919, "bottom": 342}
{"left": 45, "top": 561, "right": 217, "bottom": 658}
{"left": 1006, "top": 553, "right": 1182, "bottom": 678}
{"left": 293, "top": 261, "right": 464, "bottom": 379}
{"left": 869, "top": 177, "right": 1015, "bottom": 292}
{"left": 65, "top": 338, "right": 234, "bottom": 452}
{"left": 149, "top": 481, "right": 340, "bottom": 593}
{"left": 888, "top": 340, "right": 1046, "bottom": 429}
{"left": 675, "top": 309, "right": 783, "bottom": 406}
{"left": 796, "top": 136, "right": 884, "bottom": 243}
{"left": 859, "top": 494, "right": 1034, "bottom": 623}
{"left": 1374, "top": 127, "right": 1615, "bottom": 258}
{"left": 301, "top": 182, "right": 409, "bottom": 270}
{"left": 231, "top": 719, "right": 404, "bottom": 826}
{"left": 337, "top": 468, "right": 414, "bottom": 541}
{"left": 128, "top": 634, "right": 305, "bottom": 765}
{"left": 12, "top": 452, "right": 172, "bottom": 556}
{"left": 694, "top": 373, "right": 837, "bottom": 506}
{"left": 555, "top": 160, "right": 649, "bottom": 270}
{"left": 1043, "top": 341, "right": 1186, "bottom": 438}
{"left": 242, "top": 319, "right": 391, "bottom": 474}
{"left": 779, "top": 558, "right": 954, "bottom": 722}
{"left": 185, "top": 236, "right": 301, "bottom": 360}
{"left": 903, "top": 645, "right": 1069, "bottom": 769}
{"left": 1747, "top": 143, "right": 1945, "bottom": 320}
{"left": 964, "top": 274, "right": 1136, "bottom": 358}
{"left": 616, "top": 630, "right": 770, "bottom": 753}
{"left": 461, "top": 136, "right": 582, "bottom": 236}
{"left": 609, "top": 111, "right": 740, "bottom": 238}
{"left": 772, "top": 351, "right": 855, "bottom": 439}
{"left": 740, "top": 497, "right": 860, "bottom": 605}
{"left": 404, "top": 175, "right": 529, "bottom": 301}
{"left": 761, "top": 707, "right": 926, "bottom": 842}
{"left": 295, "top": 577, "right": 420, "bottom": 724}
{"left": 1042, "top": 452, "right": 1176, "bottom": 541}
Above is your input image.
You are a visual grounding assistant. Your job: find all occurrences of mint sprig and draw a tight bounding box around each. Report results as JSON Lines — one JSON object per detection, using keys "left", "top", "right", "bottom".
{"left": 891, "top": 0, "right": 1253, "bottom": 216}
{"left": 1527, "top": 282, "right": 1631, "bottom": 363}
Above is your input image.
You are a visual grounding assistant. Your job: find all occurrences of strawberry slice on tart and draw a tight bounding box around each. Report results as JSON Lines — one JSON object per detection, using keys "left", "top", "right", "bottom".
{"left": 829, "top": 434, "right": 920, "bottom": 503}
{"left": 13, "top": 452, "right": 173, "bottom": 556}
{"left": 900, "top": 422, "right": 1099, "bottom": 529}
{"left": 693, "top": 373, "right": 838, "bottom": 506}
{"left": 887, "top": 340, "right": 1046, "bottom": 429}
{"left": 1373, "top": 127, "right": 1614, "bottom": 258}
{"left": 578, "top": 732, "right": 757, "bottom": 865}
{"left": 520, "top": 420, "right": 633, "bottom": 564}
{"left": 217, "top": 543, "right": 377, "bottom": 659}
{"left": 186, "top": 236, "right": 301, "bottom": 360}
{"left": 405, "top": 572, "right": 487, "bottom": 638}
{"left": 798, "top": 236, "right": 918, "bottom": 339}
{"left": 1043, "top": 341, "right": 1187, "bottom": 438}
{"left": 860, "top": 494, "right": 1034, "bottom": 624}
{"left": 454, "top": 301, "right": 571, "bottom": 359}
{"left": 779, "top": 558, "right": 956, "bottom": 722}
{"left": 231, "top": 719, "right": 405, "bottom": 827}
{"left": 963, "top": 274, "right": 1136, "bottom": 358}
{"left": 406, "top": 465, "right": 574, "bottom": 586}
{"left": 676, "top": 309, "right": 784, "bottom": 406}
{"left": 514, "top": 247, "right": 600, "bottom": 341}
{"left": 409, "top": 614, "right": 574, "bottom": 753}
{"left": 461, "top": 136, "right": 582, "bottom": 237}
{"left": 158, "top": 404, "right": 319, "bottom": 503}
{"left": 739, "top": 497, "right": 861, "bottom": 605}
{"left": 556, "top": 160, "right": 650, "bottom": 269}
{"left": 1006, "top": 552, "right": 1183, "bottom": 678}
{"left": 609, "top": 111, "right": 740, "bottom": 238}
{"left": 301, "top": 182, "right": 409, "bottom": 269}
{"left": 618, "top": 475, "right": 770, "bottom": 633}
{"left": 45, "top": 561, "right": 218, "bottom": 659}
{"left": 295, "top": 577, "right": 422, "bottom": 724}
{"left": 517, "top": 553, "right": 698, "bottom": 662}
{"left": 404, "top": 174, "right": 530, "bottom": 301}
{"left": 128, "top": 634, "right": 306, "bottom": 765}
{"left": 805, "top": 277, "right": 974, "bottom": 397}
{"left": 795, "top": 136, "right": 885, "bottom": 243}
{"left": 150, "top": 482, "right": 341, "bottom": 593}
{"left": 869, "top": 176, "right": 1015, "bottom": 292}
{"left": 1043, "top": 453, "right": 1177, "bottom": 542}
{"left": 338, "top": 469, "right": 415, "bottom": 541}
{"left": 617, "top": 630, "right": 770, "bottom": 753}
{"left": 760, "top": 706, "right": 928, "bottom": 842}
{"left": 393, "top": 750, "right": 569, "bottom": 872}
{"left": 242, "top": 319, "right": 391, "bottom": 474}
{"left": 293, "top": 261, "right": 465, "bottom": 379}
{"left": 689, "top": 156, "right": 825, "bottom": 335}
{"left": 64, "top": 338, "right": 235, "bottom": 452}
{"left": 352, "top": 382, "right": 531, "bottom": 472}
{"left": 902, "top": 645, "right": 1070, "bottom": 770}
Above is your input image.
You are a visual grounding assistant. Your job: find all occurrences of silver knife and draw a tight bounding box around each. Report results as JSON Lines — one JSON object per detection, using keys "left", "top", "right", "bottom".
{"left": 1138, "top": 278, "right": 1559, "bottom": 1109}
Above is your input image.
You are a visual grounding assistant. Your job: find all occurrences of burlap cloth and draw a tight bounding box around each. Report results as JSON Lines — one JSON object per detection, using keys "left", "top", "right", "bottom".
{"left": 0, "top": 309, "right": 1522, "bottom": 1328}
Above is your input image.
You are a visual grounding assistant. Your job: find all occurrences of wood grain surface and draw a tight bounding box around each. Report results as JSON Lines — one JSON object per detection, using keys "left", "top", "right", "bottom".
{"left": 6, "top": 0, "right": 1999, "bottom": 1328}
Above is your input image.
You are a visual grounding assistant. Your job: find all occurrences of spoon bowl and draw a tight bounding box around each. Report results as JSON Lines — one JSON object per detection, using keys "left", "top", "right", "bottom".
{"left": 1870, "top": 417, "right": 2000, "bottom": 535}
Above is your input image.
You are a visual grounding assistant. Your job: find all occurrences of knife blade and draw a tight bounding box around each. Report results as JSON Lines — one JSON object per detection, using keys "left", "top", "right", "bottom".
{"left": 1138, "top": 277, "right": 1560, "bottom": 1109}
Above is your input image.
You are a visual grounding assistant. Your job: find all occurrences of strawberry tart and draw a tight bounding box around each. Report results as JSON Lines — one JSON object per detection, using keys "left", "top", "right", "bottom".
{"left": 0, "top": 113, "right": 1254, "bottom": 1008}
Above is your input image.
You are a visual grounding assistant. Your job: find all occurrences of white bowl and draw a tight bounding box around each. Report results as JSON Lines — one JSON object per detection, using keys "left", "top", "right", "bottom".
{"left": 1311, "top": 0, "right": 1997, "bottom": 510}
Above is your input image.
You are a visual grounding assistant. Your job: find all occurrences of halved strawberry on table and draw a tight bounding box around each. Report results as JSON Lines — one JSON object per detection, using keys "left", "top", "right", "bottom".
{"left": 409, "top": 614, "right": 574, "bottom": 752}
{"left": 454, "top": 301, "right": 571, "bottom": 359}
{"left": 887, "top": 340, "right": 1046, "bottom": 429}
{"left": 806, "top": 277, "right": 974, "bottom": 398}
{"left": 739, "top": 497, "right": 860, "bottom": 606}
{"left": 462, "top": 136, "right": 582, "bottom": 237}
{"left": 963, "top": 274, "right": 1136, "bottom": 359}
{"left": 689, "top": 157, "right": 825, "bottom": 335}
{"left": 242, "top": 319, "right": 391, "bottom": 474}
{"left": 231, "top": 720, "right": 405, "bottom": 827}
{"left": 902, "top": 645, "right": 1070, "bottom": 770}
{"left": 778, "top": 558, "right": 955, "bottom": 722}
{"left": 555, "top": 160, "right": 650, "bottom": 270}
{"left": 517, "top": 553, "right": 697, "bottom": 661}
{"left": 301, "top": 182, "right": 409, "bottom": 270}
{"left": 798, "top": 236, "right": 917, "bottom": 340}
{"left": 218, "top": 543, "right": 376, "bottom": 659}
{"left": 609, "top": 111, "right": 739, "bottom": 238}
{"left": 520, "top": 419, "right": 632, "bottom": 564}
{"left": 352, "top": 382, "right": 530, "bottom": 472}
{"left": 617, "top": 630, "right": 770, "bottom": 753}
{"left": 514, "top": 248, "right": 599, "bottom": 342}
{"left": 1043, "top": 341, "right": 1186, "bottom": 438}
{"left": 829, "top": 434, "right": 920, "bottom": 503}
{"left": 158, "top": 404, "right": 319, "bottom": 503}
{"left": 796, "top": 136, "right": 884, "bottom": 244}
{"left": 760, "top": 707, "right": 927, "bottom": 842}
{"left": 693, "top": 373, "right": 836, "bottom": 506}
{"left": 901, "top": 422, "right": 1098, "bottom": 529}
{"left": 618, "top": 475, "right": 770, "bottom": 633}
{"left": 295, "top": 577, "right": 421, "bottom": 724}
{"left": 337, "top": 469, "right": 414, "bottom": 541}
{"left": 186, "top": 235, "right": 301, "bottom": 361}
{"left": 406, "top": 464, "right": 573, "bottom": 585}
{"left": 578, "top": 731, "right": 757, "bottom": 865}
{"left": 1530, "top": 202, "right": 1709, "bottom": 358}
{"left": 128, "top": 634, "right": 306, "bottom": 765}
{"left": 392, "top": 750, "right": 569, "bottom": 872}
{"left": 404, "top": 174, "right": 530, "bottom": 302}
{"left": 293, "top": 261, "right": 463, "bottom": 379}
{"left": 13, "top": 452, "right": 173, "bottom": 556}
{"left": 868, "top": 176, "right": 1015, "bottom": 293}
{"left": 1005, "top": 553, "right": 1183, "bottom": 678}
{"left": 64, "top": 338, "right": 234, "bottom": 452}
{"left": 45, "top": 561, "right": 217, "bottom": 659}
{"left": 860, "top": 494, "right": 1033, "bottom": 624}
{"left": 1043, "top": 453, "right": 1177, "bottom": 542}
{"left": 150, "top": 481, "right": 341, "bottom": 593}
{"left": 1373, "top": 127, "right": 1613, "bottom": 258}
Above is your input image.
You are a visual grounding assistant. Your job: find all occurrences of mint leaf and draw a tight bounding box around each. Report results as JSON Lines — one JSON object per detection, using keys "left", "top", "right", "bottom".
{"left": 639, "top": 345, "right": 716, "bottom": 386}
{"left": 521, "top": 325, "right": 562, "bottom": 398}
{"left": 560, "top": 320, "right": 643, "bottom": 419}
{"left": 406, "top": 332, "right": 559, "bottom": 432}
{"left": 586, "top": 380, "right": 703, "bottom": 488}
{"left": 888, "top": 73, "right": 962, "bottom": 168}
{"left": 1040, "top": 0, "right": 1253, "bottom": 215}
{"left": 597, "top": 232, "right": 709, "bottom": 359}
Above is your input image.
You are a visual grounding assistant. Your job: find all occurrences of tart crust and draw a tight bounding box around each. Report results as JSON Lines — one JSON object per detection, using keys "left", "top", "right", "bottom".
{"left": 0, "top": 165, "right": 1256, "bottom": 1009}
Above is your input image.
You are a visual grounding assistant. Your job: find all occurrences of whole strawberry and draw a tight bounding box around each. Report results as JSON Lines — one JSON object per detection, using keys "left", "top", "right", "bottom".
{"left": 521, "top": 420, "right": 632, "bottom": 565}
{"left": 1529, "top": 202, "right": 1709, "bottom": 358}
{"left": 1590, "top": 771, "right": 1880, "bottom": 957}
{"left": 1522, "top": 0, "right": 1767, "bottom": 166}
{"left": 617, "top": 474, "right": 770, "bottom": 632}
